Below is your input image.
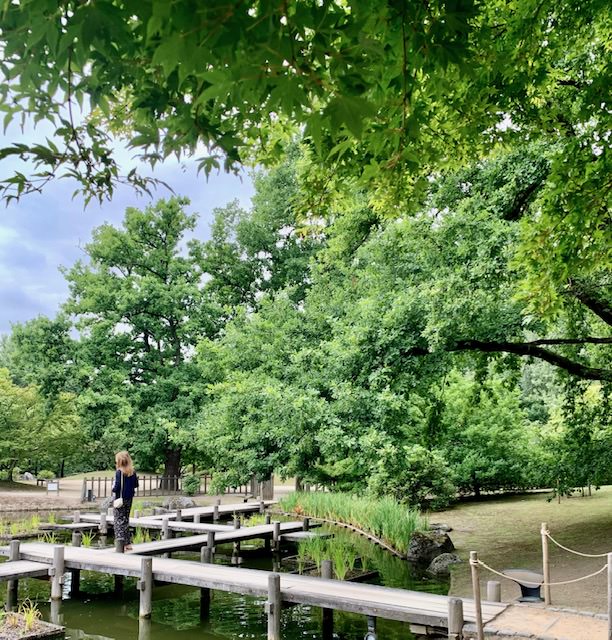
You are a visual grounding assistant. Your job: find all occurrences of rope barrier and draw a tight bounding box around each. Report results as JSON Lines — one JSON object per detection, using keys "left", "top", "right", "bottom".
{"left": 475, "top": 558, "right": 608, "bottom": 587}
{"left": 545, "top": 531, "right": 610, "bottom": 558}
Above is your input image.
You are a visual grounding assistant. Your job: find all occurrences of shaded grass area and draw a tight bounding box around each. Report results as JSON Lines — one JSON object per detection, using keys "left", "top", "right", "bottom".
{"left": 280, "top": 492, "right": 427, "bottom": 555}
{"left": 435, "top": 486, "right": 612, "bottom": 612}
{"left": 0, "top": 481, "right": 45, "bottom": 493}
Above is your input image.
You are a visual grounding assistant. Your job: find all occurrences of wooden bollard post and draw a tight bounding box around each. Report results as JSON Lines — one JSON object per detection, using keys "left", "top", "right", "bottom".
{"left": 259, "top": 500, "right": 265, "bottom": 514}
{"left": 51, "top": 545, "right": 65, "bottom": 600}
{"left": 447, "top": 597, "right": 464, "bottom": 640}
{"left": 273, "top": 521, "right": 281, "bottom": 553}
{"left": 73, "top": 510, "right": 81, "bottom": 524}
{"left": 199, "top": 547, "right": 211, "bottom": 620}
{"left": 303, "top": 517, "right": 310, "bottom": 532}
{"left": 139, "top": 557, "right": 153, "bottom": 619}
{"left": 194, "top": 513, "right": 201, "bottom": 524}
{"left": 469, "top": 551, "right": 484, "bottom": 640}
{"left": 267, "top": 573, "right": 281, "bottom": 640}
{"left": 70, "top": 532, "right": 82, "bottom": 597}
{"left": 99, "top": 512, "right": 107, "bottom": 535}
{"left": 162, "top": 517, "right": 169, "bottom": 540}
{"left": 321, "top": 559, "right": 333, "bottom": 640}
{"left": 6, "top": 540, "right": 20, "bottom": 610}
{"left": 207, "top": 531, "right": 216, "bottom": 562}
{"left": 487, "top": 580, "right": 501, "bottom": 603}
{"left": 213, "top": 504, "right": 219, "bottom": 521}
{"left": 541, "top": 522, "right": 551, "bottom": 605}
{"left": 176, "top": 508, "right": 182, "bottom": 522}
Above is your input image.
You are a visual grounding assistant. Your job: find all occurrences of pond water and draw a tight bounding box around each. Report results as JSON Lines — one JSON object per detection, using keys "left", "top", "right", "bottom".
{"left": 1, "top": 524, "right": 448, "bottom": 640}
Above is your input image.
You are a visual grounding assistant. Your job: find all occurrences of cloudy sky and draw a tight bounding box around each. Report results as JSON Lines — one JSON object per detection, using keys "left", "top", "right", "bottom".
{"left": 0, "top": 130, "right": 255, "bottom": 334}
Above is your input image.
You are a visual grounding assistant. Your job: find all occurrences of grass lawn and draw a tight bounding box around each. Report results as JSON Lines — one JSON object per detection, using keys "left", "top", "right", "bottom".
{"left": 434, "top": 486, "right": 612, "bottom": 612}
{"left": 0, "top": 480, "right": 45, "bottom": 493}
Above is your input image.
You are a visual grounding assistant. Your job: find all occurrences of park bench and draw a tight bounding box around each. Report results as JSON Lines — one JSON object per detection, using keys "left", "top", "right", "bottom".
{"left": 502, "top": 568, "right": 544, "bottom": 602}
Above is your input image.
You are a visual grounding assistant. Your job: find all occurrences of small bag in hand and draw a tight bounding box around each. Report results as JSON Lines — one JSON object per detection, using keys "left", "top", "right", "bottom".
{"left": 113, "top": 472, "right": 124, "bottom": 508}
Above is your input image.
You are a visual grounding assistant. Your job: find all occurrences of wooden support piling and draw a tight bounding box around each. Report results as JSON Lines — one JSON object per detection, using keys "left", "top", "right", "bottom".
{"left": 541, "top": 522, "right": 551, "bottom": 605}
{"left": 6, "top": 540, "right": 20, "bottom": 610}
{"left": 207, "top": 531, "right": 216, "bottom": 562}
{"left": 447, "top": 597, "right": 464, "bottom": 640}
{"left": 194, "top": 513, "right": 201, "bottom": 524}
{"left": 162, "top": 518, "right": 169, "bottom": 540}
{"left": 365, "top": 615, "right": 377, "bottom": 640}
{"left": 139, "top": 557, "right": 153, "bottom": 619}
{"left": 469, "top": 551, "right": 484, "bottom": 640}
{"left": 259, "top": 500, "right": 265, "bottom": 514}
{"left": 199, "top": 547, "right": 211, "bottom": 620}
{"left": 70, "top": 532, "right": 82, "bottom": 597}
{"left": 267, "top": 573, "right": 281, "bottom": 640}
{"left": 134, "top": 510, "right": 140, "bottom": 520}
{"left": 272, "top": 521, "right": 281, "bottom": 553}
{"left": 233, "top": 515, "right": 241, "bottom": 559}
{"left": 487, "top": 580, "right": 501, "bottom": 603}
{"left": 213, "top": 504, "right": 219, "bottom": 521}
{"left": 321, "top": 559, "right": 333, "bottom": 640}
{"left": 114, "top": 538, "right": 125, "bottom": 594}
{"left": 51, "top": 545, "right": 64, "bottom": 600}
{"left": 176, "top": 509, "right": 182, "bottom": 522}
{"left": 99, "top": 512, "right": 107, "bottom": 535}
{"left": 303, "top": 517, "right": 310, "bottom": 532}
{"left": 73, "top": 511, "right": 81, "bottom": 524}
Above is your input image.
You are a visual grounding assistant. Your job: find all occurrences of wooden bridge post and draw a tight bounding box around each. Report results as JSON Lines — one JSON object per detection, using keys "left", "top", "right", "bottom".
{"left": 194, "top": 513, "right": 201, "bottom": 524}
{"left": 206, "top": 531, "right": 216, "bottom": 561}
{"left": 200, "top": 546, "right": 212, "bottom": 620}
{"left": 273, "top": 521, "right": 281, "bottom": 553}
{"left": 486, "top": 580, "right": 501, "bottom": 603}
{"left": 134, "top": 509, "right": 140, "bottom": 520}
{"left": 73, "top": 510, "right": 81, "bottom": 524}
{"left": 213, "top": 504, "right": 219, "bottom": 521}
{"left": 138, "top": 618, "right": 152, "bottom": 640}
{"left": 364, "top": 615, "right": 377, "bottom": 640}
{"left": 114, "top": 539, "right": 125, "bottom": 595}
{"left": 469, "top": 551, "right": 484, "bottom": 640}
{"left": 176, "top": 508, "right": 182, "bottom": 522}
{"left": 51, "top": 545, "right": 65, "bottom": 600}
{"left": 303, "top": 517, "right": 310, "bottom": 532}
{"left": 233, "top": 515, "right": 241, "bottom": 562}
{"left": 541, "top": 522, "right": 551, "bottom": 605}
{"left": 139, "top": 557, "right": 153, "bottom": 619}
{"left": 6, "top": 540, "right": 20, "bottom": 610}
{"left": 266, "top": 573, "right": 281, "bottom": 640}
{"left": 259, "top": 500, "right": 265, "bottom": 514}
{"left": 447, "top": 597, "right": 464, "bottom": 640}
{"left": 70, "top": 532, "right": 82, "bottom": 597}
{"left": 99, "top": 512, "right": 107, "bottom": 535}
{"left": 321, "top": 559, "right": 333, "bottom": 640}
{"left": 162, "top": 517, "right": 170, "bottom": 540}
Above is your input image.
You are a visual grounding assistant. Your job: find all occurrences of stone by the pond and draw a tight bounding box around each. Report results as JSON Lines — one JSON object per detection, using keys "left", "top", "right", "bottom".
{"left": 0, "top": 616, "right": 64, "bottom": 640}
{"left": 407, "top": 530, "right": 455, "bottom": 564}
{"left": 430, "top": 522, "right": 453, "bottom": 533}
{"left": 162, "top": 496, "right": 197, "bottom": 510}
{"left": 427, "top": 552, "right": 462, "bottom": 576}
{"left": 22, "top": 472, "right": 35, "bottom": 481}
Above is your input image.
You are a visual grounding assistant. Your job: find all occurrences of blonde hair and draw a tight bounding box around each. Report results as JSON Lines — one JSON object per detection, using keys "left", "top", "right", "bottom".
{"left": 115, "top": 450, "right": 135, "bottom": 477}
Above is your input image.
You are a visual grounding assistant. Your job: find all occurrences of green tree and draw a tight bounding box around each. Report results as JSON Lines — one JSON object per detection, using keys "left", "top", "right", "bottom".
{"left": 63, "top": 197, "right": 214, "bottom": 479}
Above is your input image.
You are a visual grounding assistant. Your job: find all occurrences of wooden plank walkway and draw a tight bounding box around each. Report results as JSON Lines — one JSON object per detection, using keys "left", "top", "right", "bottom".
{"left": 128, "top": 521, "right": 311, "bottom": 555}
{"left": 280, "top": 531, "right": 333, "bottom": 542}
{"left": 0, "top": 543, "right": 506, "bottom": 630}
{"left": 0, "top": 559, "right": 49, "bottom": 581}
{"left": 41, "top": 522, "right": 99, "bottom": 532}
{"left": 141, "top": 501, "right": 276, "bottom": 521}
{"left": 77, "top": 515, "right": 235, "bottom": 534}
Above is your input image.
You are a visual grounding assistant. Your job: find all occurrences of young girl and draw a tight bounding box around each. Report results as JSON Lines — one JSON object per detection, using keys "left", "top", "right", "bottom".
{"left": 112, "top": 450, "right": 139, "bottom": 551}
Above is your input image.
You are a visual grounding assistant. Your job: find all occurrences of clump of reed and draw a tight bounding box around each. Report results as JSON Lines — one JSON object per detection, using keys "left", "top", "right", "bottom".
{"left": 133, "top": 528, "right": 152, "bottom": 544}
{"left": 297, "top": 532, "right": 360, "bottom": 580}
{"left": 280, "top": 492, "right": 427, "bottom": 555}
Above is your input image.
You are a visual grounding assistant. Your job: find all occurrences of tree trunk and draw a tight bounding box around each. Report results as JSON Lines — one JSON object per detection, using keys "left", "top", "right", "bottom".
{"left": 59, "top": 459, "right": 65, "bottom": 478}
{"left": 472, "top": 472, "right": 480, "bottom": 498}
{"left": 162, "top": 447, "right": 181, "bottom": 491}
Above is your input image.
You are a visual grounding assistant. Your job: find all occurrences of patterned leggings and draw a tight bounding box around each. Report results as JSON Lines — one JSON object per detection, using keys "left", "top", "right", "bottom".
{"left": 113, "top": 498, "right": 133, "bottom": 545}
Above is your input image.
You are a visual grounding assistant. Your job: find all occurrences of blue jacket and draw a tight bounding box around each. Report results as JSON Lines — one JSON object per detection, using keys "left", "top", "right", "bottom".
{"left": 112, "top": 469, "right": 139, "bottom": 500}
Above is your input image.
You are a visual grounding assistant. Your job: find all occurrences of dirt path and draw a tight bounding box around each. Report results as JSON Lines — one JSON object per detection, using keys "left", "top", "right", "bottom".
{"left": 433, "top": 486, "right": 612, "bottom": 613}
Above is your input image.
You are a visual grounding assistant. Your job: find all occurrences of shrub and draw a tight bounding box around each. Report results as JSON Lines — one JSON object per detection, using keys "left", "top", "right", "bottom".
{"left": 182, "top": 474, "right": 201, "bottom": 496}
{"left": 37, "top": 470, "right": 55, "bottom": 480}
{"left": 367, "top": 444, "right": 456, "bottom": 510}
{"left": 0, "top": 471, "right": 9, "bottom": 481}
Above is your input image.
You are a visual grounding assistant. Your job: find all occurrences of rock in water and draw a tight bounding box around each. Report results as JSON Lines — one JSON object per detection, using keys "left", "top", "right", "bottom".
{"left": 427, "top": 552, "right": 462, "bottom": 575}
{"left": 163, "top": 496, "right": 197, "bottom": 510}
{"left": 407, "top": 530, "right": 455, "bottom": 564}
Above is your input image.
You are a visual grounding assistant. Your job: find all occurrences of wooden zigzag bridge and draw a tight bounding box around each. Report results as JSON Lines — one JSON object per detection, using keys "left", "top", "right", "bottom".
{"left": 0, "top": 502, "right": 609, "bottom": 640}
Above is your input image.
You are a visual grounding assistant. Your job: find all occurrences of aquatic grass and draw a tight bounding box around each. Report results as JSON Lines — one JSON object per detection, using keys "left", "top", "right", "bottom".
{"left": 38, "top": 531, "right": 57, "bottom": 544}
{"left": 81, "top": 531, "right": 95, "bottom": 547}
{"left": 29, "top": 514, "right": 40, "bottom": 530}
{"left": 133, "top": 528, "right": 152, "bottom": 544}
{"left": 19, "top": 600, "right": 41, "bottom": 632}
{"left": 280, "top": 492, "right": 427, "bottom": 554}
